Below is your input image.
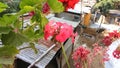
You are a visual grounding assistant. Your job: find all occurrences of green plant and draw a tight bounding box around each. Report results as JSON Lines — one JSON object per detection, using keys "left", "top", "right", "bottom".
{"left": 0, "top": 0, "right": 64, "bottom": 67}
{"left": 94, "top": 0, "right": 114, "bottom": 15}
{"left": 0, "top": 0, "right": 20, "bottom": 17}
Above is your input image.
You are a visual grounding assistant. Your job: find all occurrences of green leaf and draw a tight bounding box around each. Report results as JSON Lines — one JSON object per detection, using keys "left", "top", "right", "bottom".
{"left": 0, "top": 47, "right": 17, "bottom": 64}
{"left": 31, "top": 10, "right": 41, "bottom": 23}
{"left": 93, "top": 0, "right": 114, "bottom": 15}
{"left": 0, "top": 2, "right": 8, "bottom": 13}
{"left": 31, "top": 13, "right": 48, "bottom": 39}
{"left": 47, "top": 0, "right": 64, "bottom": 13}
{"left": 0, "top": 64, "right": 2, "bottom": 68}
{"left": 13, "top": 20, "right": 22, "bottom": 29}
{"left": 1, "top": 31, "right": 29, "bottom": 46}
{"left": 0, "top": 27, "right": 12, "bottom": 35}
{"left": 0, "top": 57, "right": 15, "bottom": 65}
{"left": 0, "top": 15, "right": 17, "bottom": 27}
{"left": 0, "top": 34, "right": 1, "bottom": 38}
{"left": 40, "top": 14, "right": 48, "bottom": 30}
{"left": 18, "top": 6, "right": 35, "bottom": 15}
{"left": 23, "top": 27, "right": 35, "bottom": 40}
{"left": 20, "top": 0, "right": 40, "bottom": 9}
{"left": 0, "top": 46, "right": 18, "bottom": 57}
{"left": 34, "top": 29, "right": 44, "bottom": 39}
{"left": 23, "top": 27, "right": 44, "bottom": 41}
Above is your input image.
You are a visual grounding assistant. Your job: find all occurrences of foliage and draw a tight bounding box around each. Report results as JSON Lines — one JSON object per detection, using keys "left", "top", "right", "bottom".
{"left": 47, "top": 0, "right": 64, "bottom": 12}
{"left": 0, "top": 2, "right": 8, "bottom": 13}
{"left": 0, "top": 45, "right": 18, "bottom": 64}
{"left": 113, "top": 0, "right": 120, "bottom": 2}
{"left": 0, "top": 0, "right": 64, "bottom": 66}
{"left": 93, "top": 0, "right": 114, "bottom": 15}
{"left": 0, "top": 14, "right": 18, "bottom": 27}
{"left": 0, "top": 0, "right": 20, "bottom": 17}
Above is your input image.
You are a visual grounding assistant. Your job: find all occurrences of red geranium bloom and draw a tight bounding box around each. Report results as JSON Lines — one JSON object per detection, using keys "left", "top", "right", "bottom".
{"left": 44, "top": 20, "right": 58, "bottom": 40}
{"left": 102, "top": 36, "right": 112, "bottom": 46}
{"left": 55, "top": 23, "right": 74, "bottom": 42}
{"left": 44, "top": 20, "right": 76, "bottom": 43}
{"left": 56, "top": 29, "right": 69, "bottom": 42}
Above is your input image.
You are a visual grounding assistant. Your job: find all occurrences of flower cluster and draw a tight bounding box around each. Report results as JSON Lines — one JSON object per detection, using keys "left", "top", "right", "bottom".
{"left": 102, "top": 30, "right": 120, "bottom": 59}
{"left": 58, "top": 0, "right": 79, "bottom": 10}
{"left": 92, "top": 43, "right": 102, "bottom": 56}
{"left": 113, "top": 50, "right": 120, "bottom": 59}
{"left": 72, "top": 43, "right": 109, "bottom": 68}
{"left": 44, "top": 20, "right": 77, "bottom": 43}
{"left": 109, "top": 30, "right": 120, "bottom": 39}
{"left": 92, "top": 43, "right": 109, "bottom": 62}
{"left": 113, "top": 45, "right": 120, "bottom": 59}
{"left": 102, "top": 36, "right": 112, "bottom": 46}
{"left": 72, "top": 46, "right": 90, "bottom": 68}
{"left": 102, "top": 30, "right": 120, "bottom": 46}
{"left": 72, "top": 46, "right": 90, "bottom": 61}
{"left": 72, "top": 29, "right": 120, "bottom": 68}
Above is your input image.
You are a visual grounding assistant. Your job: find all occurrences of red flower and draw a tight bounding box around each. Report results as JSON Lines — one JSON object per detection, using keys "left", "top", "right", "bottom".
{"left": 93, "top": 44, "right": 102, "bottom": 56}
{"left": 102, "top": 36, "right": 112, "bottom": 46}
{"left": 109, "top": 30, "right": 120, "bottom": 38}
{"left": 113, "top": 45, "right": 120, "bottom": 59}
{"left": 74, "top": 62, "right": 82, "bottom": 68}
{"left": 44, "top": 20, "right": 59, "bottom": 40}
{"left": 72, "top": 46, "right": 90, "bottom": 68}
{"left": 113, "top": 50, "right": 120, "bottom": 59}
{"left": 55, "top": 29, "right": 69, "bottom": 42}
{"left": 44, "top": 20, "right": 76, "bottom": 43}
{"left": 59, "top": 0, "right": 79, "bottom": 10}
{"left": 59, "top": 0, "right": 65, "bottom": 2}
{"left": 42, "top": 2, "right": 50, "bottom": 14}
{"left": 29, "top": 11, "right": 35, "bottom": 16}
{"left": 103, "top": 47, "right": 109, "bottom": 61}
{"left": 55, "top": 23, "right": 74, "bottom": 42}
{"left": 72, "top": 46, "right": 90, "bottom": 61}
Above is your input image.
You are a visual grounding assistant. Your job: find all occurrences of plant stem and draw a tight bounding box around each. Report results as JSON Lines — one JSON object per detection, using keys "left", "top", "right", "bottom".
{"left": 21, "top": 15, "right": 24, "bottom": 31}
{"left": 84, "top": 61, "right": 87, "bottom": 68}
{"left": 61, "top": 44, "right": 70, "bottom": 68}
{"left": 18, "top": 46, "right": 31, "bottom": 51}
